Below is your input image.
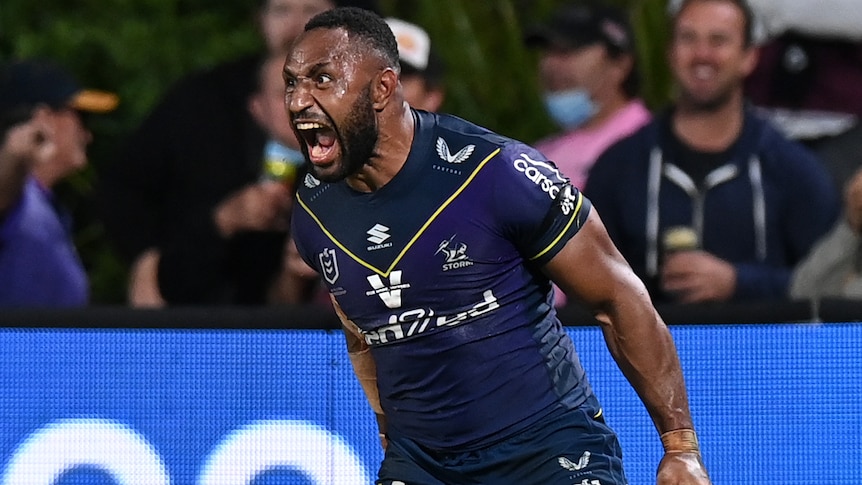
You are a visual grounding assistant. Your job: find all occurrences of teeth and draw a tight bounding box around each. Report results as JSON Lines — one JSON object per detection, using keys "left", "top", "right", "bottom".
{"left": 296, "top": 122, "right": 325, "bottom": 130}
{"left": 693, "top": 65, "right": 714, "bottom": 80}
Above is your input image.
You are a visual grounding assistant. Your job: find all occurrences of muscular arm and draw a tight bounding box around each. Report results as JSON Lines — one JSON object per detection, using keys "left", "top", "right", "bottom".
{"left": 543, "top": 209, "right": 709, "bottom": 483}
{"left": 330, "top": 296, "right": 388, "bottom": 448}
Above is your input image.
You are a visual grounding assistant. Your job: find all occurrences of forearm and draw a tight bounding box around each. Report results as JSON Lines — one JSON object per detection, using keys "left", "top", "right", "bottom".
{"left": 0, "top": 152, "right": 29, "bottom": 216}
{"left": 596, "top": 297, "right": 693, "bottom": 434}
{"left": 332, "top": 296, "right": 385, "bottom": 416}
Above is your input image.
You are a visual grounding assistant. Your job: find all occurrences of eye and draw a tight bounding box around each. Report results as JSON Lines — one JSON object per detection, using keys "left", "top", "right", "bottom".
{"left": 284, "top": 77, "right": 297, "bottom": 93}
{"left": 315, "top": 73, "right": 333, "bottom": 86}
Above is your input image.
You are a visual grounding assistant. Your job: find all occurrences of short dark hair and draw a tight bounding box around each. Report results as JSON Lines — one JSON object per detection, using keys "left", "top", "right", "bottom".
{"left": 257, "top": 0, "right": 381, "bottom": 15}
{"left": 304, "top": 7, "right": 400, "bottom": 70}
{"left": 674, "top": 0, "right": 755, "bottom": 47}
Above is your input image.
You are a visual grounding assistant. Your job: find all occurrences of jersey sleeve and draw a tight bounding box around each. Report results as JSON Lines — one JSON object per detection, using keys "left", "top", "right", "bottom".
{"left": 493, "top": 142, "right": 592, "bottom": 266}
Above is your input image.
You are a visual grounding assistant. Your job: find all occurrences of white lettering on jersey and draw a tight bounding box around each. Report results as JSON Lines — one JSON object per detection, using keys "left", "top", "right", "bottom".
{"left": 364, "top": 290, "right": 499, "bottom": 345}
{"left": 514, "top": 153, "right": 567, "bottom": 200}
{"left": 559, "top": 185, "right": 579, "bottom": 216}
{"left": 365, "top": 271, "right": 411, "bottom": 309}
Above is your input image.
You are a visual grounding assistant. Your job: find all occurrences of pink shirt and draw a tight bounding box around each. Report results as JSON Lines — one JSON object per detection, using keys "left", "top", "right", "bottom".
{"left": 536, "top": 99, "right": 652, "bottom": 190}
{"left": 536, "top": 100, "right": 651, "bottom": 307}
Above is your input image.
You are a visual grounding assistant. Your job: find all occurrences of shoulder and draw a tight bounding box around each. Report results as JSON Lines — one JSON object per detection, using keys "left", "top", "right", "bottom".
{"left": 595, "top": 118, "right": 659, "bottom": 166}
{"left": 422, "top": 111, "right": 542, "bottom": 175}
{"left": 746, "top": 111, "right": 824, "bottom": 168}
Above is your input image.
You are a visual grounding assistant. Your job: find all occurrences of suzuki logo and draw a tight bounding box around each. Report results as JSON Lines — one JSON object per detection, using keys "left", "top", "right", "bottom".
{"left": 366, "top": 271, "right": 410, "bottom": 309}
{"left": 366, "top": 224, "right": 390, "bottom": 245}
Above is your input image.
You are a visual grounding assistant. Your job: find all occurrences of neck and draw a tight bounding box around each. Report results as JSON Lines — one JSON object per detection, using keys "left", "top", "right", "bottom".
{"left": 583, "top": 93, "right": 630, "bottom": 130}
{"left": 346, "top": 103, "right": 415, "bottom": 193}
{"left": 31, "top": 164, "right": 59, "bottom": 189}
{"left": 673, "top": 91, "right": 744, "bottom": 152}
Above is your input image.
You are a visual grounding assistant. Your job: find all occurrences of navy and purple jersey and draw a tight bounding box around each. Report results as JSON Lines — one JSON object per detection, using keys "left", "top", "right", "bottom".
{"left": 291, "top": 109, "right": 598, "bottom": 451}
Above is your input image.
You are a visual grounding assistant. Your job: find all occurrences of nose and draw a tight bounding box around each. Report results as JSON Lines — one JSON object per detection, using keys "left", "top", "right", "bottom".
{"left": 286, "top": 77, "right": 314, "bottom": 115}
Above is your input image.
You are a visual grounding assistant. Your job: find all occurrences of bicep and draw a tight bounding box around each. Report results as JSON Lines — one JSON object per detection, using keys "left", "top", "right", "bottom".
{"left": 543, "top": 208, "right": 651, "bottom": 318}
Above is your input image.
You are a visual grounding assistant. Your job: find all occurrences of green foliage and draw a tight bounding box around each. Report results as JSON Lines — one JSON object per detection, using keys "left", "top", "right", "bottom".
{"left": 1, "top": 0, "right": 672, "bottom": 304}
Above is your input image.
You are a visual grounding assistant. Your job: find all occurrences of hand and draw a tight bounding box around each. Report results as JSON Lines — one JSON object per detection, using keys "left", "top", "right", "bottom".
{"left": 844, "top": 168, "right": 862, "bottom": 233}
{"left": 214, "top": 181, "right": 292, "bottom": 237}
{"left": 661, "top": 250, "right": 736, "bottom": 303}
{"left": 0, "top": 117, "right": 55, "bottom": 214}
{"left": 376, "top": 413, "right": 388, "bottom": 451}
{"left": 0, "top": 118, "right": 54, "bottom": 170}
{"left": 128, "top": 248, "right": 166, "bottom": 308}
{"left": 657, "top": 452, "right": 711, "bottom": 484}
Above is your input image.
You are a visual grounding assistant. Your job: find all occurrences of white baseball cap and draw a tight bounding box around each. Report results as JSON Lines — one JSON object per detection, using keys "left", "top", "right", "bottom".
{"left": 385, "top": 17, "right": 431, "bottom": 71}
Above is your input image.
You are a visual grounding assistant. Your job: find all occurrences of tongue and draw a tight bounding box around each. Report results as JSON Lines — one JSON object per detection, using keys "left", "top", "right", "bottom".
{"left": 317, "top": 131, "right": 335, "bottom": 148}
{"left": 310, "top": 131, "right": 336, "bottom": 162}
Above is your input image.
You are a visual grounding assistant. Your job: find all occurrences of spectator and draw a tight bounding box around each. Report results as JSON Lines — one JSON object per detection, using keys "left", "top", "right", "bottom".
{"left": 99, "top": 0, "right": 379, "bottom": 307}
{"left": 585, "top": 0, "right": 840, "bottom": 303}
{"left": 249, "top": 53, "right": 320, "bottom": 304}
{"left": 385, "top": 17, "right": 446, "bottom": 113}
{"left": 524, "top": 3, "right": 651, "bottom": 191}
{"left": 741, "top": 0, "right": 862, "bottom": 197}
{"left": 790, "top": 167, "right": 862, "bottom": 300}
{"left": 0, "top": 60, "right": 118, "bottom": 307}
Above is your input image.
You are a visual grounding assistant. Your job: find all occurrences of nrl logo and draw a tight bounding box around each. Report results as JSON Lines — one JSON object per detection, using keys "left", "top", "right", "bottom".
{"left": 318, "top": 248, "right": 339, "bottom": 284}
{"left": 436, "top": 137, "right": 475, "bottom": 164}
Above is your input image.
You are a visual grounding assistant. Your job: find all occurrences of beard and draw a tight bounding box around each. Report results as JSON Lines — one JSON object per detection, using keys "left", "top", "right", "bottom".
{"left": 677, "top": 83, "right": 736, "bottom": 113}
{"left": 314, "top": 85, "right": 379, "bottom": 183}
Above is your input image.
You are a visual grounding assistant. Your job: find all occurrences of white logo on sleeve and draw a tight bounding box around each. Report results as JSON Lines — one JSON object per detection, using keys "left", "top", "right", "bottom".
{"left": 560, "top": 185, "right": 579, "bottom": 216}
{"left": 366, "top": 271, "right": 411, "bottom": 309}
{"left": 436, "top": 137, "right": 475, "bottom": 164}
{"left": 558, "top": 451, "right": 591, "bottom": 471}
{"left": 513, "top": 153, "right": 567, "bottom": 200}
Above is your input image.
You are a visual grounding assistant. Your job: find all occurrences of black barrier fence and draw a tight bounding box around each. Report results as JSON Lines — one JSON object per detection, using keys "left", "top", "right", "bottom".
{"left": 0, "top": 298, "right": 859, "bottom": 328}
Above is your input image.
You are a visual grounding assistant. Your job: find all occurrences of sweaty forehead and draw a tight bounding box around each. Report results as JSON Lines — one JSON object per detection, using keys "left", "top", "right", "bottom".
{"left": 286, "top": 28, "right": 356, "bottom": 72}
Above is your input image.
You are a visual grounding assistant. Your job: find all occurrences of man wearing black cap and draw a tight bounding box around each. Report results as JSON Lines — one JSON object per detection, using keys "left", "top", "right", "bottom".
{"left": 100, "top": 0, "right": 380, "bottom": 307}
{"left": 525, "top": 3, "right": 650, "bottom": 194}
{"left": 0, "top": 60, "right": 118, "bottom": 307}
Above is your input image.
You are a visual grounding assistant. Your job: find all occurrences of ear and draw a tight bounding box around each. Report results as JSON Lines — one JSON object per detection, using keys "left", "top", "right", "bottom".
{"left": 372, "top": 68, "right": 399, "bottom": 111}
{"left": 740, "top": 45, "right": 760, "bottom": 78}
{"left": 420, "top": 88, "right": 445, "bottom": 113}
{"left": 610, "top": 54, "right": 634, "bottom": 88}
{"left": 248, "top": 93, "right": 266, "bottom": 126}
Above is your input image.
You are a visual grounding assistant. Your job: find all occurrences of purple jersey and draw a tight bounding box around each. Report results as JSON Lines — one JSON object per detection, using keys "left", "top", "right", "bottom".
{"left": 0, "top": 178, "right": 88, "bottom": 307}
{"left": 291, "top": 110, "right": 598, "bottom": 450}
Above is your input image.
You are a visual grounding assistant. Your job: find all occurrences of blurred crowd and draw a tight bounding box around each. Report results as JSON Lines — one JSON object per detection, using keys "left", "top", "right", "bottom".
{"left": 2, "top": 0, "right": 861, "bottom": 309}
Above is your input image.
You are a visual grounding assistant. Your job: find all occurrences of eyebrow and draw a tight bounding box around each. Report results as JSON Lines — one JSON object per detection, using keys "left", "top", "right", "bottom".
{"left": 284, "top": 61, "right": 331, "bottom": 78}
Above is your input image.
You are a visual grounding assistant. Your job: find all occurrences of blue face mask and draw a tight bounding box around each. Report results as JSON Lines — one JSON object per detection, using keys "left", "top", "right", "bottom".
{"left": 543, "top": 89, "right": 598, "bottom": 130}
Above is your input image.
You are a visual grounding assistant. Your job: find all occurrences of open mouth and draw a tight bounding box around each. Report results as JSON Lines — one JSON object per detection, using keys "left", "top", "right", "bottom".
{"left": 295, "top": 121, "right": 338, "bottom": 166}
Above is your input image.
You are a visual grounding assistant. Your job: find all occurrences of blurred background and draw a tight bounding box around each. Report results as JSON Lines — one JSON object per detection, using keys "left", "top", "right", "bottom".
{"left": 0, "top": 0, "right": 672, "bottom": 304}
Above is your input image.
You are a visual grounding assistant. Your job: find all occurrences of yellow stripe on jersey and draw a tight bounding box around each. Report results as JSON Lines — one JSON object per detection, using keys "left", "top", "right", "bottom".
{"left": 297, "top": 147, "right": 502, "bottom": 277}
{"left": 529, "top": 190, "right": 584, "bottom": 262}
